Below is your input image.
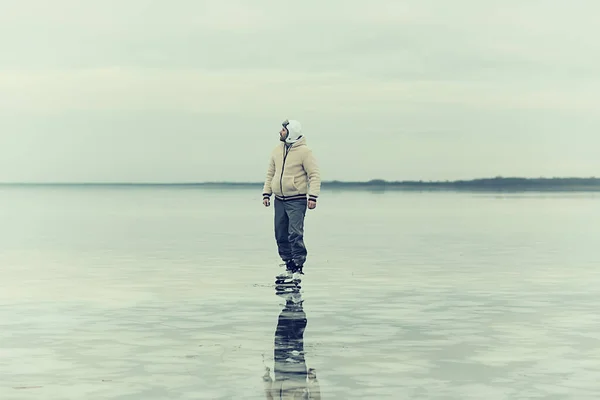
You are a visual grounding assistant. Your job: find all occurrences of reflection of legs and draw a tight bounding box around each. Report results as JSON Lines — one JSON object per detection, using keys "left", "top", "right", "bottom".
{"left": 274, "top": 302, "right": 307, "bottom": 387}
{"left": 274, "top": 199, "right": 292, "bottom": 262}
{"left": 286, "top": 200, "right": 307, "bottom": 267}
{"left": 269, "top": 296, "right": 321, "bottom": 399}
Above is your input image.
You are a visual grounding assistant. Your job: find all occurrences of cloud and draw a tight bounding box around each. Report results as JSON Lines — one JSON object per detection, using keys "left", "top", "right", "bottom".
{"left": 2, "top": 0, "right": 598, "bottom": 78}
{"left": 0, "top": 66, "right": 597, "bottom": 117}
{"left": 0, "top": 0, "right": 599, "bottom": 181}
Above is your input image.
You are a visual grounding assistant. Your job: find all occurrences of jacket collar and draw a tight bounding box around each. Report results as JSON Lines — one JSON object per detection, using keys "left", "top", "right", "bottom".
{"left": 284, "top": 136, "right": 306, "bottom": 149}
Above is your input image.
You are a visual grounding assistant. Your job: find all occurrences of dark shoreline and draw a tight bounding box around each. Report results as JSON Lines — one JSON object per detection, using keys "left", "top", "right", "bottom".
{"left": 1, "top": 177, "right": 599, "bottom": 192}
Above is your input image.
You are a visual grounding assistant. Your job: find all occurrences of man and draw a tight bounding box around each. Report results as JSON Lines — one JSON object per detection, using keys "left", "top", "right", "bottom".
{"left": 262, "top": 119, "right": 321, "bottom": 281}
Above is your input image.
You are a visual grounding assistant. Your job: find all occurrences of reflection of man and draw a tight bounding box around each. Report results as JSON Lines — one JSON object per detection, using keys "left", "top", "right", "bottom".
{"left": 263, "top": 292, "right": 321, "bottom": 399}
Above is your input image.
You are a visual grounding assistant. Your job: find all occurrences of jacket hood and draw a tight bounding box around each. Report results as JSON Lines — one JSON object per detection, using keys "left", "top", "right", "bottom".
{"left": 288, "top": 136, "right": 306, "bottom": 148}
{"left": 283, "top": 119, "right": 303, "bottom": 144}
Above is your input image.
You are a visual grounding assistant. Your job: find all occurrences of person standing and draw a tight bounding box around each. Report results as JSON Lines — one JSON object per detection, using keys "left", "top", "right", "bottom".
{"left": 262, "top": 119, "right": 321, "bottom": 281}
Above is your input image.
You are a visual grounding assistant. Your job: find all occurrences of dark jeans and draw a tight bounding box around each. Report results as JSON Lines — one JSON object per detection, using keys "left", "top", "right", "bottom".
{"left": 274, "top": 198, "right": 307, "bottom": 266}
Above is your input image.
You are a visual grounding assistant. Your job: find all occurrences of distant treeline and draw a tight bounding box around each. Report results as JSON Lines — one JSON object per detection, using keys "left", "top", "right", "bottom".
{"left": 320, "top": 177, "right": 600, "bottom": 191}
{"left": 197, "top": 177, "right": 600, "bottom": 192}
{"left": 181, "top": 177, "right": 600, "bottom": 192}
{"left": 3, "top": 177, "right": 600, "bottom": 191}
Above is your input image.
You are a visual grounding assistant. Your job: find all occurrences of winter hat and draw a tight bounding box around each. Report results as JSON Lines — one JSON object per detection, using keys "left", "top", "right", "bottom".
{"left": 282, "top": 119, "right": 303, "bottom": 144}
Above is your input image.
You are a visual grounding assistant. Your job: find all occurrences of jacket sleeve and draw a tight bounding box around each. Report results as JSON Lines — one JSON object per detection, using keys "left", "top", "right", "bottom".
{"left": 307, "top": 379, "right": 321, "bottom": 400}
{"left": 262, "top": 368, "right": 274, "bottom": 399}
{"left": 263, "top": 368, "right": 273, "bottom": 400}
{"left": 303, "top": 149, "right": 321, "bottom": 200}
{"left": 262, "top": 153, "right": 275, "bottom": 199}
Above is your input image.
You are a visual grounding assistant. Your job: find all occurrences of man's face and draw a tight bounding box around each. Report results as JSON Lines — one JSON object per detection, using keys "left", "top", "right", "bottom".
{"left": 279, "top": 126, "right": 288, "bottom": 142}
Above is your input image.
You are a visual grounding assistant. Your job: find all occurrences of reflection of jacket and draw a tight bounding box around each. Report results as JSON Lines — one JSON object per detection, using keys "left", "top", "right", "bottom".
{"left": 262, "top": 137, "right": 321, "bottom": 202}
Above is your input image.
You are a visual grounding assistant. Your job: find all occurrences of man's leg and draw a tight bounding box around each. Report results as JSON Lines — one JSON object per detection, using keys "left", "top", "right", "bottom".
{"left": 274, "top": 198, "right": 292, "bottom": 263}
{"left": 285, "top": 199, "right": 308, "bottom": 268}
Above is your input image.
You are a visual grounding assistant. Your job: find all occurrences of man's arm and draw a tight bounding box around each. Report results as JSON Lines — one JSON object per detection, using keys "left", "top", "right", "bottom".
{"left": 303, "top": 150, "right": 321, "bottom": 203}
{"left": 262, "top": 367, "right": 274, "bottom": 399}
{"left": 307, "top": 368, "right": 321, "bottom": 399}
{"left": 262, "top": 154, "right": 275, "bottom": 203}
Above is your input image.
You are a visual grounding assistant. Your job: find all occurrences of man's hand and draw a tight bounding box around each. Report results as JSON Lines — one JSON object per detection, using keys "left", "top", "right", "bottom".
{"left": 263, "top": 198, "right": 270, "bottom": 207}
{"left": 308, "top": 199, "right": 317, "bottom": 209}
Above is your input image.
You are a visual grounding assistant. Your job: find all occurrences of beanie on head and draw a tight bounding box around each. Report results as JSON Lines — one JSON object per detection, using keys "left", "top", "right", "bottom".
{"left": 282, "top": 119, "right": 302, "bottom": 144}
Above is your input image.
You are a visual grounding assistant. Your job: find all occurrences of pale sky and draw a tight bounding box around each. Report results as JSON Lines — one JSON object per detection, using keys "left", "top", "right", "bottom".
{"left": 1, "top": 0, "right": 598, "bottom": 183}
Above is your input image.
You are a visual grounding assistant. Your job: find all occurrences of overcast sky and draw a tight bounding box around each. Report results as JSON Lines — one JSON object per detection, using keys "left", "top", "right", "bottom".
{"left": 0, "top": 0, "right": 598, "bottom": 182}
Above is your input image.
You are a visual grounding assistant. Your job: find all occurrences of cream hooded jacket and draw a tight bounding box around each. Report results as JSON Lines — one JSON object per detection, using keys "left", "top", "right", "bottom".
{"left": 262, "top": 121, "right": 321, "bottom": 202}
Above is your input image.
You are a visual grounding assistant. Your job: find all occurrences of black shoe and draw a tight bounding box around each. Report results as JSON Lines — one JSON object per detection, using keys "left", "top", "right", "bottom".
{"left": 276, "top": 261, "right": 304, "bottom": 286}
{"left": 286, "top": 259, "right": 296, "bottom": 271}
{"left": 275, "top": 260, "right": 293, "bottom": 281}
{"left": 290, "top": 264, "right": 304, "bottom": 283}
{"left": 291, "top": 263, "right": 304, "bottom": 275}
{"left": 279, "top": 260, "right": 295, "bottom": 270}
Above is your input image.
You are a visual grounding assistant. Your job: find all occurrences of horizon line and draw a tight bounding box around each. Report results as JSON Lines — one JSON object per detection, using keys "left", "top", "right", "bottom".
{"left": 1, "top": 176, "right": 599, "bottom": 185}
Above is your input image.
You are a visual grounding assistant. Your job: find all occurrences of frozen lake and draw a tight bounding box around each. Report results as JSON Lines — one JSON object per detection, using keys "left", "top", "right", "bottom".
{"left": 1, "top": 186, "right": 599, "bottom": 399}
